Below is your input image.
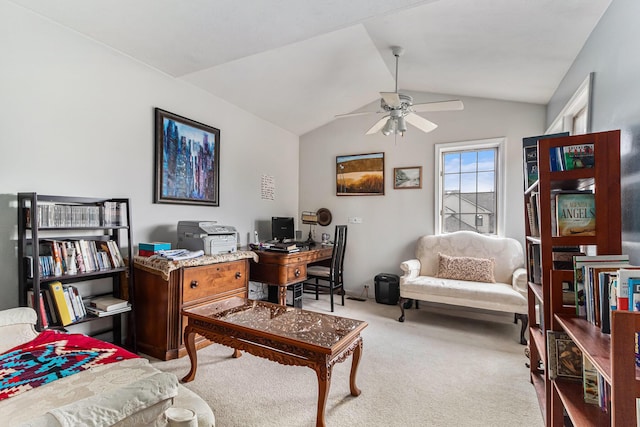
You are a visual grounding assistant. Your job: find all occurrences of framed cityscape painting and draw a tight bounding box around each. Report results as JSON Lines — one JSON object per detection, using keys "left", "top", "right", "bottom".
{"left": 336, "top": 152, "right": 384, "bottom": 196}
{"left": 154, "top": 108, "right": 220, "bottom": 206}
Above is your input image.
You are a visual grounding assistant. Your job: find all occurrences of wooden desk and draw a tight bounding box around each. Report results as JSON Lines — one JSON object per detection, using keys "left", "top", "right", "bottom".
{"left": 249, "top": 245, "right": 333, "bottom": 305}
{"left": 181, "top": 297, "right": 367, "bottom": 427}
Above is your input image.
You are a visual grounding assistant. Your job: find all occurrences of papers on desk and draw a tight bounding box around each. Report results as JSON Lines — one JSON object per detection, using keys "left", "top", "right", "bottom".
{"left": 154, "top": 249, "right": 204, "bottom": 260}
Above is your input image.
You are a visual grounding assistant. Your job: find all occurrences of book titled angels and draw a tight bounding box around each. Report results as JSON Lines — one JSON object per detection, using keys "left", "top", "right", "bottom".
{"left": 556, "top": 192, "right": 596, "bottom": 236}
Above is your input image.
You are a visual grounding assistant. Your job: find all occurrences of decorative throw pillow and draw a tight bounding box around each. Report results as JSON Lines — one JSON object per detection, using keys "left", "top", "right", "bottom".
{"left": 436, "top": 253, "right": 496, "bottom": 283}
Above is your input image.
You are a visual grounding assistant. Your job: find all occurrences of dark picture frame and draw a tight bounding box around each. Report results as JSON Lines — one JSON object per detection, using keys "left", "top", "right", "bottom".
{"left": 394, "top": 166, "right": 422, "bottom": 189}
{"left": 154, "top": 108, "right": 220, "bottom": 206}
{"left": 336, "top": 152, "right": 384, "bottom": 196}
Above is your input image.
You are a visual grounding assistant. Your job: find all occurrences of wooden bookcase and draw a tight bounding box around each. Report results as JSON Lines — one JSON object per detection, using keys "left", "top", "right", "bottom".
{"left": 17, "top": 193, "right": 135, "bottom": 350}
{"left": 522, "top": 130, "right": 639, "bottom": 426}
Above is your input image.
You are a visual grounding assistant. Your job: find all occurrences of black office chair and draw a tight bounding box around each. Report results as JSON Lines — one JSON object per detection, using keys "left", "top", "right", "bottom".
{"left": 303, "top": 225, "right": 347, "bottom": 312}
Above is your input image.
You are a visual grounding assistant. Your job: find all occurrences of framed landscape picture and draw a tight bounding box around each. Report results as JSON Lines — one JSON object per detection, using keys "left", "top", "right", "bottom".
{"left": 394, "top": 166, "right": 422, "bottom": 189}
{"left": 154, "top": 108, "right": 220, "bottom": 206}
{"left": 336, "top": 152, "right": 384, "bottom": 196}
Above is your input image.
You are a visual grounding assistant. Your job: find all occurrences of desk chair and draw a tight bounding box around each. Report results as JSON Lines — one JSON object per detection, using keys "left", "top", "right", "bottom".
{"left": 303, "top": 225, "right": 347, "bottom": 312}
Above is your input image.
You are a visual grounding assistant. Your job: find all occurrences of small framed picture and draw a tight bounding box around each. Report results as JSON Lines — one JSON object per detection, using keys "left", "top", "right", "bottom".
{"left": 394, "top": 166, "right": 422, "bottom": 189}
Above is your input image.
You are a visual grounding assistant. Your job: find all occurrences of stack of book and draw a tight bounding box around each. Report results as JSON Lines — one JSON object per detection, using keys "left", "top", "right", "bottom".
{"left": 264, "top": 242, "right": 300, "bottom": 253}
{"left": 85, "top": 296, "right": 131, "bottom": 317}
{"left": 138, "top": 241, "right": 171, "bottom": 257}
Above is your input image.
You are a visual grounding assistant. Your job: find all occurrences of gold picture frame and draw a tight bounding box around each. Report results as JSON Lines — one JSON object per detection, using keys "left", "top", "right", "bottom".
{"left": 336, "top": 152, "right": 385, "bottom": 196}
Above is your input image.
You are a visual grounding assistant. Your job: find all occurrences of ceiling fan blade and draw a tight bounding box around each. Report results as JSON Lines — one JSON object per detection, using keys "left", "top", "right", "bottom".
{"left": 404, "top": 113, "right": 438, "bottom": 133}
{"left": 380, "top": 92, "right": 401, "bottom": 108}
{"left": 411, "top": 100, "right": 464, "bottom": 113}
{"left": 335, "top": 110, "right": 381, "bottom": 119}
{"left": 365, "top": 116, "right": 390, "bottom": 135}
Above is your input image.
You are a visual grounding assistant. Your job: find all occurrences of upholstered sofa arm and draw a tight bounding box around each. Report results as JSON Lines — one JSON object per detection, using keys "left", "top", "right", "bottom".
{"left": 0, "top": 307, "right": 38, "bottom": 354}
{"left": 400, "top": 259, "right": 421, "bottom": 280}
{"left": 512, "top": 267, "right": 528, "bottom": 298}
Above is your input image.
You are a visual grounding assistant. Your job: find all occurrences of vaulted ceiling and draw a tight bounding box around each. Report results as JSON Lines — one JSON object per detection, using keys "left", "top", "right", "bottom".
{"left": 10, "top": 0, "right": 611, "bottom": 135}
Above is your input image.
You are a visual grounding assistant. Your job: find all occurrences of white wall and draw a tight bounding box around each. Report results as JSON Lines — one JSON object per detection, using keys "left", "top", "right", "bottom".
{"left": 0, "top": 1, "right": 300, "bottom": 310}
{"left": 545, "top": 0, "right": 640, "bottom": 263}
{"left": 300, "top": 93, "right": 545, "bottom": 293}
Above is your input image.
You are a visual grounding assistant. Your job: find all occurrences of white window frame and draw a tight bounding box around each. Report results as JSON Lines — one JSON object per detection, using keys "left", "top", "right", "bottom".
{"left": 434, "top": 137, "right": 506, "bottom": 236}
{"left": 546, "top": 73, "right": 592, "bottom": 135}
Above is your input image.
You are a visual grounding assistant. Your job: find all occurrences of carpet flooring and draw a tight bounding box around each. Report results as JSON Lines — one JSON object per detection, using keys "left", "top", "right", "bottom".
{"left": 149, "top": 296, "right": 543, "bottom": 427}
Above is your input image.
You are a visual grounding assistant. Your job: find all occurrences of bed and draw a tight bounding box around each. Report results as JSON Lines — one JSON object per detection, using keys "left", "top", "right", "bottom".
{"left": 0, "top": 307, "right": 215, "bottom": 426}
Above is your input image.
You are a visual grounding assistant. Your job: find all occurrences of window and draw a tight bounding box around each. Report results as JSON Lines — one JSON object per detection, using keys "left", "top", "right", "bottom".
{"left": 547, "top": 73, "right": 592, "bottom": 136}
{"left": 435, "top": 138, "right": 505, "bottom": 236}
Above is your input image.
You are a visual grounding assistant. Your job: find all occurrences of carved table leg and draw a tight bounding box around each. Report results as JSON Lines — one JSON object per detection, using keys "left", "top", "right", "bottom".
{"left": 349, "top": 337, "right": 363, "bottom": 396}
{"left": 279, "top": 286, "right": 286, "bottom": 306}
{"left": 314, "top": 360, "right": 332, "bottom": 427}
{"left": 181, "top": 325, "right": 198, "bottom": 383}
{"left": 232, "top": 349, "right": 242, "bottom": 358}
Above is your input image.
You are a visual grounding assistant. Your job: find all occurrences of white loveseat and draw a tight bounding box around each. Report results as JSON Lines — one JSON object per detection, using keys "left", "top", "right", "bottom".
{"left": 0, "top": 307, "right": 215, "bottom": 426}
{"left": 398, "top": 231, "right": 528, "bottom": 344}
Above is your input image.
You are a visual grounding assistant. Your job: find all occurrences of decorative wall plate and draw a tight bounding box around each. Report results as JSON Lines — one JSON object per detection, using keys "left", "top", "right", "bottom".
{"left": 316, "top": 208, "right": 332, "bottom": 226}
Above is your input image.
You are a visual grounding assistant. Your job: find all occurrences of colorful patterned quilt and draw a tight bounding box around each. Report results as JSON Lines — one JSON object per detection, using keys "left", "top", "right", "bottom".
{"left": 0, "top": 330, "right": 137, "bottom": 401}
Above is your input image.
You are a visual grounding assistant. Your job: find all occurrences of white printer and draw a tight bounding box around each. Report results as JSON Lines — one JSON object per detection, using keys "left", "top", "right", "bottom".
{"left": 177, "top": 221, "right": 238, "bottom": 255}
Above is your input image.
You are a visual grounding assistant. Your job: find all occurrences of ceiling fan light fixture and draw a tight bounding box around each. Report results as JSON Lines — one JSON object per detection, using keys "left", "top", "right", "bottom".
{"left": 396, "top": 116, "right": 407, "bottom": 133}
{"left": 382, "top": 117, "right": 396, "bottom": 136}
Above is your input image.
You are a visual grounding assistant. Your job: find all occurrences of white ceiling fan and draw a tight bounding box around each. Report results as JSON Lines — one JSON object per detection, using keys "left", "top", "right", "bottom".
{"left": 337, "top": 46, "right": 464, "bottom": 136}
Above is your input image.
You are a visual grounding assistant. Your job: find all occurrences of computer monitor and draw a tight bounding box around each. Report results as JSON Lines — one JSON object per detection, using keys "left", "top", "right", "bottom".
{"left": 271, "top": 217, "right": 295, "bottom": 242}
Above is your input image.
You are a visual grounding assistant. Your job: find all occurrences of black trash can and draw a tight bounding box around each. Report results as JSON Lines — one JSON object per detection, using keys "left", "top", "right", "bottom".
{"left": 374, "top": 273, "right": 400, "bottom": 305}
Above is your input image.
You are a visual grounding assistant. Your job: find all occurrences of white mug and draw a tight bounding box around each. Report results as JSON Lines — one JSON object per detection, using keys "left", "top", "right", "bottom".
{"left": 166, "top": 407, "right": 197, "bottom": 427}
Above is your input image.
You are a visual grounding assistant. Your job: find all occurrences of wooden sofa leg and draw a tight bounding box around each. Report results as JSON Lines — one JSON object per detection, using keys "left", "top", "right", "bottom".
{"left": 515, "top": 313, "right": 528, "bottom": 345}
{"left": 398, "top": 297, "right": 407, "bottom": 322}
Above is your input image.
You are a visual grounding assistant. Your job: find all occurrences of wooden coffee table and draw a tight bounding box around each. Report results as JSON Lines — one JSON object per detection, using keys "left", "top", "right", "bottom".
{"left": 181, "top": 297, "right": 368, "bottom": 427}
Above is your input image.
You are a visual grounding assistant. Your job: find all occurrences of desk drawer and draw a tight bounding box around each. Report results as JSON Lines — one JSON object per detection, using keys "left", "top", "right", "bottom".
{"left": 182, "top": 260, "right": 247, "bottom": 304}
{"left": 285, "top": 263, "right": 306, "bottom": 283}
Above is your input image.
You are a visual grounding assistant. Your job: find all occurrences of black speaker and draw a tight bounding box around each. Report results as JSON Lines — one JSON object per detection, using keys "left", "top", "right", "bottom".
{"left": 374, "top": 273, "right": 400, "bottom": 305}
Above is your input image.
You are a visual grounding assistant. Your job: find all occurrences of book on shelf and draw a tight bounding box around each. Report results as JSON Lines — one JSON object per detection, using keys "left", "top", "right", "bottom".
{"left": 26, "top": 289, "right": 48, "bottom": 328}
{"left": 636, "top": 331, "right": 640, "bottom": 369}
{"left": 521, "top": 132, "right": 569, "bottom": 188}
{"left": 549, "top": 146, "right": 564, "bottom": 171}
{"left": 585, "top": 266, "right": 623, "bottom": 327}
{"left": 42, "top": 288, "right": 58, "bottom": 325}
{"left": 48, "top": 281, "right": 74, "bottom": 326}
{"left": 582, "top": 355, "right": 599, "bottom": 405}
{"left": 29, "top": 200, "right": 126, "bottom": 228}
{"left": 529, "top": 244, "right": 542, "bottom": 284}
{"left": 88, "top": 295, "right": 129, "bottom": 312}
{"left": 556, "top": 192, "right": 596, "bottom": 236}
{"left": 629, "top": 277, "right": 640, "bottom": 312}
{"left": 552, "top": 246, "right": 583, "bottom": 270}
{"left": 598, "top": 271, "right": 615, "bottom": 334}
{"left": 615, "top": 268, "right": 640, "bottom": 311}
{"left": 563, "top": 143, "right": 595, "bottom": 170}
{"left": 573, "top": 255, "right": 630, "bottom": 318}
{"left": 546, "top": 330, "right": 583, "bottom": 380}
{"left": 85, "top": 303, "right": 131, "bottom": 317}
{"left": 107, "top": 240, "right": 125, "bottom": 267}
{"left": 523, "top": 144, "right": 538, "bottom": 190}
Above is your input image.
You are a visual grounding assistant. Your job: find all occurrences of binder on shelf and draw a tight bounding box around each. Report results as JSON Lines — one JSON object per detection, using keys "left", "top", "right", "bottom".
{"left": 48, "top": 281, "right": 73, "bottom": 326}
